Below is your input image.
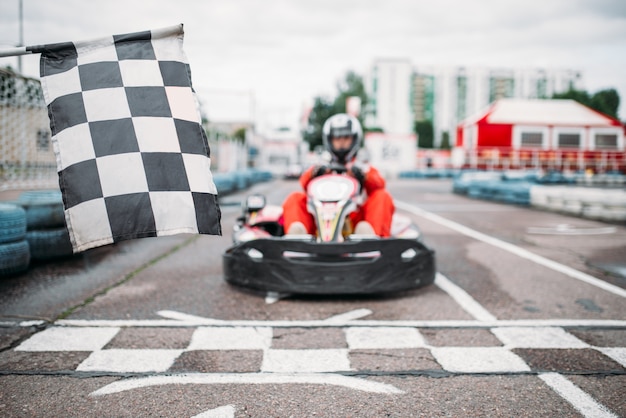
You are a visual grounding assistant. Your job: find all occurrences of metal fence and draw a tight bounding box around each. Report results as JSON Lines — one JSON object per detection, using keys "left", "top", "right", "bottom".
{"left": 0, "top": 68, "right": 57, "bottom": 191}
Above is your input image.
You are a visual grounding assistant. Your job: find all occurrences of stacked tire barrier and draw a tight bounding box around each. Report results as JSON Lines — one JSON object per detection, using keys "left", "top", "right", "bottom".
{"left": 17, "top": 190, "right": 73, "bottom": 262}
{"left": 451, "top": 170, "right": 626, "bottom": 223}
{"left": 213, "top": 169, "right": 273, "bottom": 196}
{"left": 0, "top": 189, "right": 74, "bottom": 278}
{"left": 0, "top": 170, "right": 274, "bottom": 276}
{"left": 0, "top": 203, "right": 30, "bottom": 277}
{"left": 399, "top": 168, "right": 458, "bottom": 179}
{"left": 530, "top": 186, "right": 626, "bottom": 222}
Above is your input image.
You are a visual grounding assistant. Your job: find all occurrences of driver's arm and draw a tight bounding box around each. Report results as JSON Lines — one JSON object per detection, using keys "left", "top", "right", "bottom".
{"left": 362, "top": 166, "right": 386, "bottom": 194}
{"left": 299, "top": 165, "right": 316, "bottom": 189}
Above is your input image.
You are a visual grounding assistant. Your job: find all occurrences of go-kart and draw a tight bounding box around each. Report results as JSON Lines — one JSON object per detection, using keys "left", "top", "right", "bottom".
{"left": 222, "top": 166, "right": 436, "bottom": 295}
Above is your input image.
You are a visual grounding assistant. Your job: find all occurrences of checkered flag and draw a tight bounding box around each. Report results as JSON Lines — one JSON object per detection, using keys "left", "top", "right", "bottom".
{"left": 31, "top": 24, "right": 221, "bottom": 253}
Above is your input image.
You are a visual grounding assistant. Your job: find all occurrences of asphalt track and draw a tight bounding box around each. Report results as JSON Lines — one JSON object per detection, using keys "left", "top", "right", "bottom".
{"left": 0, "top": 178, "right": 624, "bottom": 417}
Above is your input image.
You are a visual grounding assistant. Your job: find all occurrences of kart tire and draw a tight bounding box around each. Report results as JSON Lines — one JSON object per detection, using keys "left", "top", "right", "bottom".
{"left": 26, "top": 228, "right": 73, "bottom": 261}
{"left": 0, "top": 240, "right": 30, "bottom": 277}
{"left": 17, "top": 190, "right": 65, "bottom": 229}
{"left": 0, "top": 203, "right": 27, "bottom": 244}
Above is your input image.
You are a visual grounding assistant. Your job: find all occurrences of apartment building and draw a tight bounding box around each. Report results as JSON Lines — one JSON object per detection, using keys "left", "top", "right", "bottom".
{"left": 365, "top": 59, "right": 583, "bottom": 146}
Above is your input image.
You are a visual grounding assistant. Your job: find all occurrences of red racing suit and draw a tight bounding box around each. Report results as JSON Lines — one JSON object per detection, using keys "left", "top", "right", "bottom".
{"left": 282, "top": 162, "right": 395, "bottom": 237}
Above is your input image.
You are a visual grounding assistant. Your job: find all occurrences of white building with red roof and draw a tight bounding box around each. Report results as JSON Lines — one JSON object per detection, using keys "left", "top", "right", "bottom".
{"left": 454, "top": 99, "right": 625, "bottom": 172}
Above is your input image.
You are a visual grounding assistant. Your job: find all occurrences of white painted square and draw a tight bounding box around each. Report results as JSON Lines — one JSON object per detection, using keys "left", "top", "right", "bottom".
{"left": 54, "top": 123, "right": 96, "bottom": 170}
{"left": 42, "top": 66, "right": 82, "bottom": 103}
{"left": 76, "top": 40, "right": 118, "bottom": 65}
{"left": 96, "top": 152, "right": 149, "bottom": 197}
{"left": 491, "top": 327, "right": 590, "bottom": 348}
{"left": 166, "top": 86, "right": 200, "bottom": 122}
{"left": 82, "top": 87, "right": 131, "bottom": 121}
{"left": 153, "top": 34, "right": 186, "bottom": 62}
{"left": 345, "top": 327, "right": 425, "bottom": 349}
{"left": 187, "top": 327, "right": 272, "bottom": 350}
{"left": 119, "top": 60, "right": 165, "bottom": 86}
{"left": 66, "top": 199, "right": 114, "bottom": 251}
{"left": 133, "top": 117, "right": 180, "bottom": 153}
{"left": 183, "top": 154, "right": 217, "bottom": 194}
{"left": 150, "top": 191, "right": 197, "bottom": 234}
{"left": 15, "top": 327, "right": 119, "bottom": 352}
{"left": 597, "top": 347, "right": 626, "bottom": 367}
{"left": 77, "top": 349, "right": 183, "bottom": 372}
{"left": 431, "top": 347, "right": 531, "bottom": 373}
{"left": 262, "top": 349, "right": 351, "bottom": 373}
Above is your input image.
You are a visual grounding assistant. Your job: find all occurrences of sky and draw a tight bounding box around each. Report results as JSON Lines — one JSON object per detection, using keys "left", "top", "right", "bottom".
{"left": 1, "top": 0, "right": 625, "bottom": 129}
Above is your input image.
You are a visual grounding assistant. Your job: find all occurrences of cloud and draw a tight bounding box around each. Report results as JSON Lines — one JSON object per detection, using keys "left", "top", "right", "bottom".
{"left": 1, "top": 0, "right": 625, "bottom": 122}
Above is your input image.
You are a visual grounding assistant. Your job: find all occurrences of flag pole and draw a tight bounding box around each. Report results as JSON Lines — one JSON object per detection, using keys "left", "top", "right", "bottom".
{"left": 0, "top": 46, "right": 32, "bottom": 58}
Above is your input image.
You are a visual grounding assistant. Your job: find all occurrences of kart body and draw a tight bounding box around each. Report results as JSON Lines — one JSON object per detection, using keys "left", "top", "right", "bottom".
{"left": 223, "top": 171, "right": 436, "bottom": 295}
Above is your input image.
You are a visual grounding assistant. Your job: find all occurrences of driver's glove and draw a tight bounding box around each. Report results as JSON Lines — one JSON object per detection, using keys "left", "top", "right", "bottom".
{"left": 350, "top": 165, "right": 366, "bottom": 185}
{"left": 312, "top": 165, "right": 329, "bottom": 178}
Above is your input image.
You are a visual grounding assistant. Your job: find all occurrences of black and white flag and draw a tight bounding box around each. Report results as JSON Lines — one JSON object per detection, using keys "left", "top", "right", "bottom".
{"left": 32, "top": 24, "right": 221, "bottom": 252}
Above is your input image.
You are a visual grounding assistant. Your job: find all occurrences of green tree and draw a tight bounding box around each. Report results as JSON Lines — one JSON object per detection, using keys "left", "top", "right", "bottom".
{"left": 552, "top": 88, "right": 620, "bottom": 119}
{"left": 303, "top": 96, "right": 336, "bottom": 151}
{"left": 333, "top": 70, "right": 368, "bottom": 115}
{"left": 303, "top": 71, "right": 370, "bottom": 151}
{"left": 440, "top": 131, "right": 451, "bottom": 149}
{"left": 590, "top": 89, "right": 620, "bottom": 119}
{"left": 552, "top": 88, "right": 591, "bottom": 105}
{"left": 414, "top": 120, "right": 434, "bottom": 149}
{"left": 232, "top": 127, "right": 247, "bottom": 143}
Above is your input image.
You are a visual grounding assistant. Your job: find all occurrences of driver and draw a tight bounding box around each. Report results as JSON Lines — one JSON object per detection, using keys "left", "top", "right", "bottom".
{"left": 282, "top": 113, "right": 394, "bottom": 237}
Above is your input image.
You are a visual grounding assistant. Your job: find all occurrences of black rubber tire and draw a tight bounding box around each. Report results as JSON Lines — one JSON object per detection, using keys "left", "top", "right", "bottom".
{"left": 17, "top": 190, "right": 65, "bottom": 230}
{"left": 26, "top": 227, "right": 74, "bottom": 261}
{"left": 0, "top": 240, "right": 30, "bottom": 277}
{"left": 0, "top": 203, "right": 27, "bottom": 244}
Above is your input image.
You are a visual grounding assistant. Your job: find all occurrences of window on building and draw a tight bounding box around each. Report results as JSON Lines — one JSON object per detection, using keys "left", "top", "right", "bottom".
{"left": 456, "top": 76, "right": 467, "bottom": 120}
{"left": 520, "top": 132, "right": 543, "bottom": 147}
{"left": 558, "top": 133, "right": 580, "bottom": 148}
{"left": 489, "top": 77, "right": 515, "bottom": 102}
{"left": 536, "top": 79, "right": 547, "bottom": 99}
{"left": 595, "top": 133, "right": 618, "bottom": 149}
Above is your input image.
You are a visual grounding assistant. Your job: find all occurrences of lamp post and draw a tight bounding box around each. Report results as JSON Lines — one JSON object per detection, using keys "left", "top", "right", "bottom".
{"left": 18, "top": 0, "right": 24, "bottom": 73}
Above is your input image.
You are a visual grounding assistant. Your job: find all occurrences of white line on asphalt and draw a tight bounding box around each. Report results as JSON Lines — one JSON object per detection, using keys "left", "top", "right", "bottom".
{"left": 539, "top": 373, "right": 618, "bottom": 418}
{"left": 596, "top": 347, "right": 626, "bottom": 367}
{"left": 261, "top": 349, "right": 351, "bottom": 373}
{"left": 191, "top": 405, "right": 235, "bottom": 418}
{"left": 491, "top": 326, "right": 590, "bottom": 349}
{"left": 345, "top": 327, "right": 425, "bottom": 349}
{"left": 90, "top": 373, "right": 404, "bottom": 396}
{"left": 77, "top": 349, "right": 183, "bottom": 373}
{"left": 430, "top": 347, "right": 531, "bottom": 373}
{"left": 395, "top": 200, "right": 626, "bottom": 298}
{"left": 14, "top": 326, "right": 120, "bottom": 351}
{"left": 55, "top": 313, "right": 626, "bottom": 329}
{"left": 324, "top": 308, "right": 373, "bottom": 323}
{"left": 0, "top": 320, "right": 45, "bottom": 327}
{"left": 435, "top": 273, "right": 497, "bottom": 321}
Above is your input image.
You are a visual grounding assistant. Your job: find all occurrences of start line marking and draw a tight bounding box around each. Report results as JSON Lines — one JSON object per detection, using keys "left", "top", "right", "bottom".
{"left": 13, "top": 309, "right": 625, "bottom": 418}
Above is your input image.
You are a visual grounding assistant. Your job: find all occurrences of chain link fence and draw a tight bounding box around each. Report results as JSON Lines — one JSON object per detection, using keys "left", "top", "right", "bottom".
{"left": 0, "top": 68, "right": 57, "bottom": 192}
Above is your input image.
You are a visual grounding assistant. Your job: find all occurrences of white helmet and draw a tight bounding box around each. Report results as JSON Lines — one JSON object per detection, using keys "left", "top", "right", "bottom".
{"left": 322, "top": 113, "right": 363, "bottom": 163}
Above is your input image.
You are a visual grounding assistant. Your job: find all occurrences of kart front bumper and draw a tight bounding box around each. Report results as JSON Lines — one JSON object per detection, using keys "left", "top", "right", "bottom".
{"left": 223, "top": 238, "right": 436, "bottom": 295}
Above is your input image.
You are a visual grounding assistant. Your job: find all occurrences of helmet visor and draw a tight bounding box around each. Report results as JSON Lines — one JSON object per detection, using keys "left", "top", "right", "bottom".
{"left": 329, "top": 126, "right": 353, "bottom": 138}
